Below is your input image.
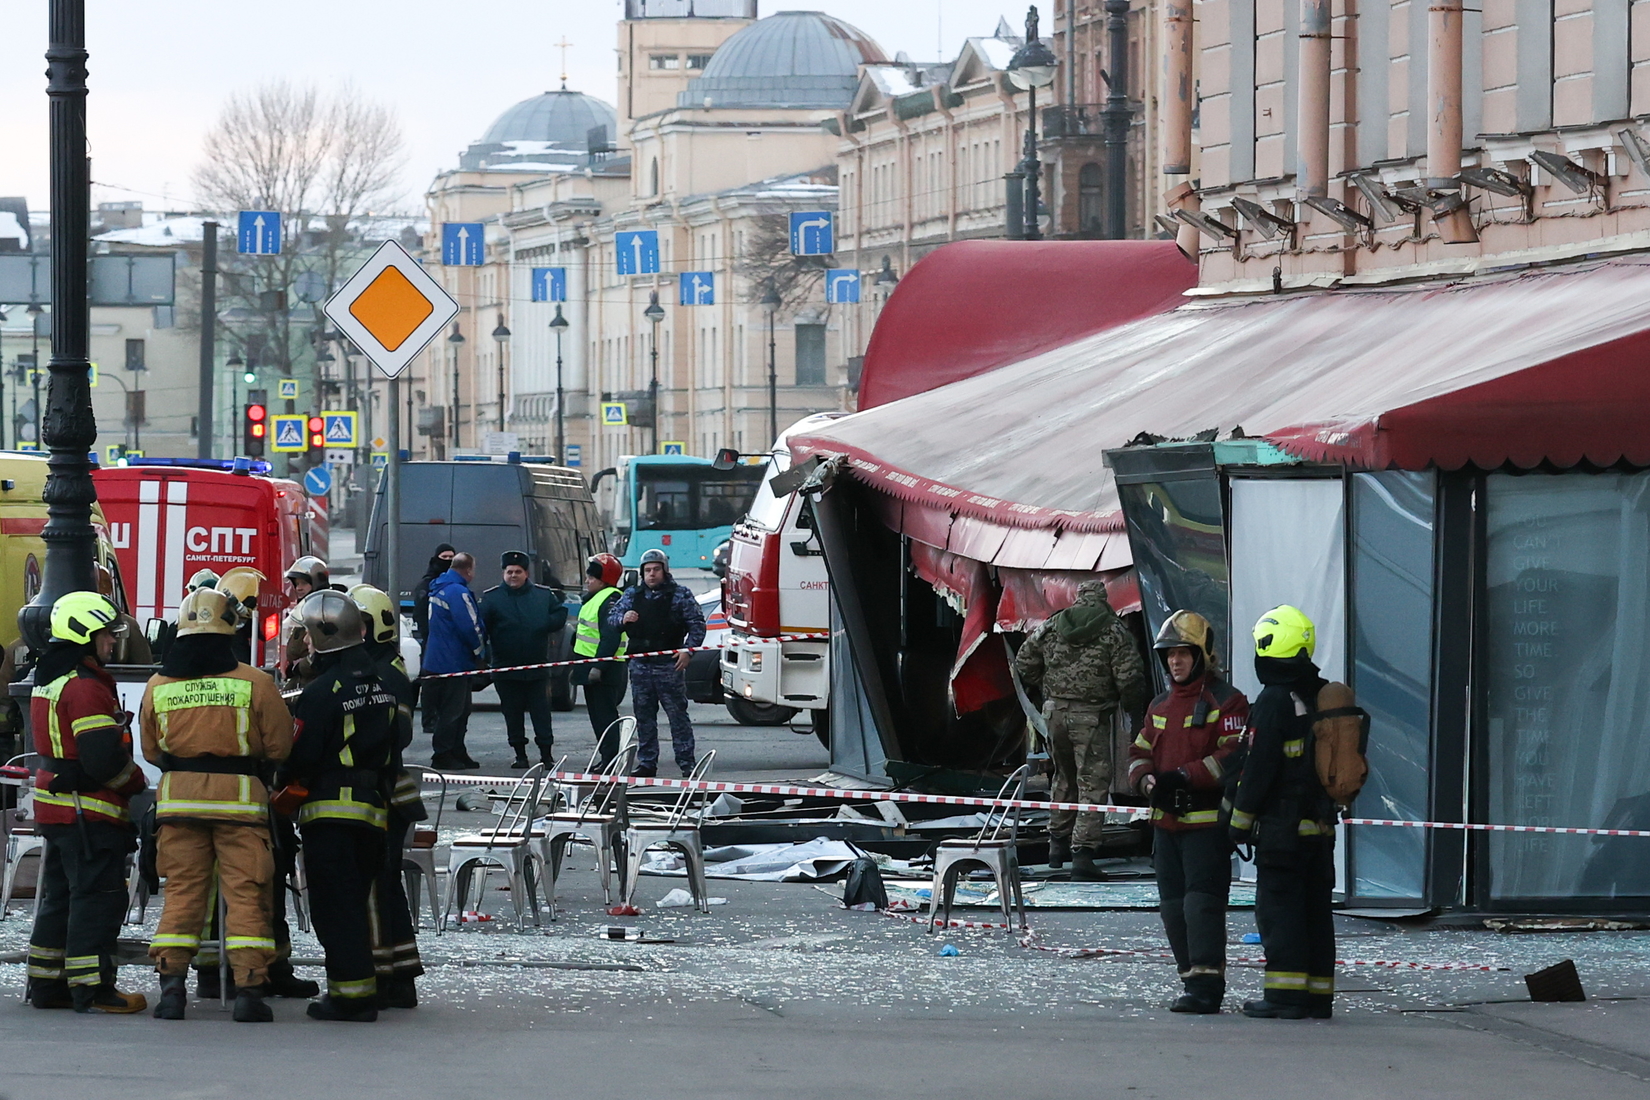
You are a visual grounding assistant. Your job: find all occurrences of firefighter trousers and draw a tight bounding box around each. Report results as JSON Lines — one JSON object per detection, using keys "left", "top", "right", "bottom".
{"left": 1153, "top": 826, "right": 1231, "bottom": 1001}
{"left": 369, "top": 815, "right": 424, "bottom": 980}
{"left": 149, "top": 821, "right": 275, "bottom": 988}
{"left": 301, "top": 820, "right": 386, "bottom": 1006}
{"left": 28, "top": 823, "right": 132, "bottom": 991}
{"left": 1045, "top": 699, "right": 1113, "bottom": 849}
{"left": 1254, "top": 836, "right": 1336, "bottom": 1009}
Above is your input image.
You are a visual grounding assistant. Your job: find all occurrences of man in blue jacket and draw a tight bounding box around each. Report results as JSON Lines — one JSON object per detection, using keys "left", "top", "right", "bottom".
{"left": 479, "top": 551, "right": 568, "bottom": 768}
{"left": 423, "top": 552, "right": 485, "bottom": 771}
{"left": 609, "top": 549, "right": 706, "bottom": 777}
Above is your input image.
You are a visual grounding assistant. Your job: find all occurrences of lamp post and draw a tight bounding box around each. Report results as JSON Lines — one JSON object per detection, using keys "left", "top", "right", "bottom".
{"left": 643, "top": 291, "right": 665, "bottom": 455}
{"left": 491, "top": 315, "right": 511, "bottom": 435}
{"left": 1102, "top": 0, "right": 1132, "bottom": 239}
{"left": 549, "top": 304, "right": 569, "bottom": 462}
{"left": 1008, "top": 6, "right": 1059, "bottom": 241}
{"left": 761, "top": 284, "right": 780, "bottom": 446}
{"left": 447, "top": 323, "right": 465, "bottom": 456}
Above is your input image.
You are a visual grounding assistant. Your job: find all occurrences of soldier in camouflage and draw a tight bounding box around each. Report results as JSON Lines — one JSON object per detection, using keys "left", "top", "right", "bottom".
{"left": 1014, "top": 580, "right": 1147, "bottom": 880}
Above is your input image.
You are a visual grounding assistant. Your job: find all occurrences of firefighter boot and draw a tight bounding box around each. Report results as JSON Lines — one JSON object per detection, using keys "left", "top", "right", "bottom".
{"left": 266, "top": 960, "right": 320, "bottom": 999}
{"left": 376, "top": 975, "right": 419, "bottom": 1010}
{"left": 72, "top": 985, "right": 148, "bottom": 1014}
{"left": 1171, "top": 973, "right": 1224, "bottom": 1015}
{"left": 1069, "top": 848, "right": 1105, "bottom": 882}
{"left": 307, "top": 996, "right": 378, "bottom": 1023}
{"left": 233, "top": 986, "right": 274, "bottom": 1023}
{"left": 194, "top": 965, "right": 237, "bottom": 1000}
{"left": 1241, "top": 998, "right": 1311, "bottom": 1020}
{"left": 26, "top": 978, "right": 73, "bottom": 1010}
{"left": 153, "top": 974, "right": 188, "bottom": 1020}
{"left": 1047, "top": 834, "right": 1072, "bottom": 870}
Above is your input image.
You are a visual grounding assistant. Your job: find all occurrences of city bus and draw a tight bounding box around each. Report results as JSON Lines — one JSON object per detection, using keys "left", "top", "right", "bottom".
{"left": 594, "top": 454, "right": 766, "bottom": 589}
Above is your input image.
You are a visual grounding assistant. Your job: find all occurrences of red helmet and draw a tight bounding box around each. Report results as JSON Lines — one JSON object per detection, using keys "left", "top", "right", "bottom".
{"left": 587, "top": 553, "right": 623, "bottom": 588}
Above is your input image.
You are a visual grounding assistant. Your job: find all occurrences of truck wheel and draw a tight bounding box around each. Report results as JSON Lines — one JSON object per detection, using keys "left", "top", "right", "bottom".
{"left": 550, "top": 669, "right": 575, "bottom": 712}
{"left": 811, "top": 709, "right": 830, "bottom": 750}
{"left": 725, "top": 697, "right": 797, "bottom": 726}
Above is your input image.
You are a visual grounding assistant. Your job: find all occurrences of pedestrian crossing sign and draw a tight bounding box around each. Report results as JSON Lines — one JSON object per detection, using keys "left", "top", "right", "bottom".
{"left": 372, "top": 452, "right": 389, "bottom": 469}
{"left": 660, "top": 441, "right": 684, "bottom": 455}
{"left": 322, "top": 411, "right": 358, "bottom": 447}
{"left": 600, "top": 402, "right": 628, "bottom": 426}
{"left": 271, "top": 414, "right": 307, "bottom": 452}
{"left": 278, "top": 378, "right": 299, "bottom": 399}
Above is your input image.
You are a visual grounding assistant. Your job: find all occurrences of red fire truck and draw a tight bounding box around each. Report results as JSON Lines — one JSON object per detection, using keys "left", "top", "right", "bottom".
{"left": 92, "top": 458, "right": 324, "bottom": 670}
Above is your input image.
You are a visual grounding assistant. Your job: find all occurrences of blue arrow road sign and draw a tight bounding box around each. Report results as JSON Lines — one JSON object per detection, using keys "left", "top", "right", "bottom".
{"left": 789, "top": 211, "right": 834, "bottom": 255}
{"left": 442, "top": 222, "right": 485, "bottom": 266}
{"left": 532, "top": 267, "right": 567, "bottom": 302}
{"left": 237, "top": 211, "right": 282, "bottom": 255}
{"left": 679, "top": 271, "right": 715, "bottom": 306}
{"left": 826, "top": 269, "right": 861, "bottom": 304}
{"left": 303, "top": 465, "right": 332, "bottom": 496}
{"left": 615, "top": 230, "right": 660, "bottom": 275}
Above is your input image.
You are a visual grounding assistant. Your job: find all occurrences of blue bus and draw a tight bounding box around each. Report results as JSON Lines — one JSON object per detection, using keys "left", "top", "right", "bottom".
{"left": 595, "top": 454, "right": 766, "bottom": 580}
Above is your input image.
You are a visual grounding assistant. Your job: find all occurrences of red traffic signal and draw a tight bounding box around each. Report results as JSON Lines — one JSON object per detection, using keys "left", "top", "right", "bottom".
{"left": 243, "top": 403, "right": 268, "bottom": 457}
{"left": 247, "top": 404, "right": 267, "bottom": 422}
{"left": 308, "top": 416, "right": 326, "bottom": 452}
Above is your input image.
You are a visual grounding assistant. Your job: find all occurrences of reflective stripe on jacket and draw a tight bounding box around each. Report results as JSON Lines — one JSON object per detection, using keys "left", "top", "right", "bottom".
{"left": 573, "top": 587, "right": 627, "bottom": 660}
{"left": 31, "top": 663, "right": 144, "bottom": 827}
{"left": 139, "top": 665, "right": 293, "bottom": 824}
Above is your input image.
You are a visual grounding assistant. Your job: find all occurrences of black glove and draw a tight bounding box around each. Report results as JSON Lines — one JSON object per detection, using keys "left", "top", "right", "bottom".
{"left": 45, "top": 760, "right": 100, "bottom": 795}
{"left": 1227, "top": 823, "right": 1253, "bottom": 853}
{"left": 1149, "top": 769, "right": 1190, "bottom": 810}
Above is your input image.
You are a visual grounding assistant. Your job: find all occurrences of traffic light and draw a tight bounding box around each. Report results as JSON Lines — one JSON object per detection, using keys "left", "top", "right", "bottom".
{"left": 307, "top": 415, "right": 325, "bottom": 464}
{"left": 244, "top": 389, "right": 268, "bottom": 457}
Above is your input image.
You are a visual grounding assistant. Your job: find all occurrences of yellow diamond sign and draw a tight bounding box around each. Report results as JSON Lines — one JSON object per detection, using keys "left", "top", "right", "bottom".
{"left": 324, "top": 239, "right": 459, "bottom": 379}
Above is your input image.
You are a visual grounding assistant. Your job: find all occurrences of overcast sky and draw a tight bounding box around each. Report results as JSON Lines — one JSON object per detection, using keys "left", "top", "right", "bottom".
{"left": 0, "top": 1, "right": 1023, "bottom": 215}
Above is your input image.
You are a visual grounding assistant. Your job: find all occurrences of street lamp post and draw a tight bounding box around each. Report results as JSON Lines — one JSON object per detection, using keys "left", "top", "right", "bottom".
{"left": 447, "top": 323, "right": 465, "bottom": 457}
{"left": 761, "top": 284, "right": 781, "bottom": 445}
{"left": 491, "top": 316, "right": 511, "bottom": 434}
{"left": 643, "top": 291, "right": 665, "bottom": 455}
{"left": 549, "top": 305, "right": 569, "bottom": 462}
{"left": 1008, "top": 6, "right": 1059, "bottom": 241}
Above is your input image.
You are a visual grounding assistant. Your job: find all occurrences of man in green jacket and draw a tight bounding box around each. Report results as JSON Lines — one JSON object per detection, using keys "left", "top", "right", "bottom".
{"left": 478, "top": 551, "right": 568, "bottom": 768}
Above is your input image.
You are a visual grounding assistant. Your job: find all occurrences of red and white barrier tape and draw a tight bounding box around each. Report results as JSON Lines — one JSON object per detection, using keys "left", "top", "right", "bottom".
{"left": 416, "top": 632, "right": 828, "bottom": 681}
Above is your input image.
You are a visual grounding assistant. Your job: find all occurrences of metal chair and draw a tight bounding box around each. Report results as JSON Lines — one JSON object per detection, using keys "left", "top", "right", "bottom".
{"left": 541, "top": 737, "right": 638, "bottom": 906}
{"left": 0, "top": 807, "right": 42, "bottom": 921}
{"left": 928, "top": 765, "right": 1031, "bottom": 933}
{"left": 401, "top": 766, "right": 446, "bottom": 927}
{"left": 440, "top": 764, "right": 549, "bottom": 932}
{"left": 621, "top": 750, "right": 716, "bottom": 913}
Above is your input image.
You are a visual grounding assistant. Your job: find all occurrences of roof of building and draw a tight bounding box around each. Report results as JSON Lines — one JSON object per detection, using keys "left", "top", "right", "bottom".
{"left": 680, "top": 10, "right": 886, "bottom": 110}
{"left": 481, "top": 88, "right": 617, "bottom": 149}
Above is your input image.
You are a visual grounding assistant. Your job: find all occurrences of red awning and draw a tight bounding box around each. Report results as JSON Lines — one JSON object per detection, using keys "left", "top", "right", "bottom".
{"left": 856, "top": 239, "right": 1196, "bottom": 409}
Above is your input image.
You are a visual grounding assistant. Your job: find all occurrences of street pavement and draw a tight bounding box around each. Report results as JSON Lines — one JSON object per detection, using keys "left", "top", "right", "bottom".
{"left": 5, "top": 698, "right": 1650, "bottom": 1098}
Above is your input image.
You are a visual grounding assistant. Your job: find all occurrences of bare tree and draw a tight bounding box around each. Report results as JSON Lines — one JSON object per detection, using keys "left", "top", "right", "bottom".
{"left": 735, "top": 213, "right": 833, "bottom": 311}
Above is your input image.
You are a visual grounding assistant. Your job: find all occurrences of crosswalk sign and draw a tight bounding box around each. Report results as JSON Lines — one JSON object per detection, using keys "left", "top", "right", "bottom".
{"left": 600, "top": 402, "right": 628, "bottom": 426}
{"left": 278, "top": 378, "right": 299, "bottom": 400}
{"left": 372, "top": 452, "right": 389, "bottom": 469}
{"left": 322, "top": 411, "right": 358, "bottom": 447}
{"left": 660, "top": 441, "right": 685, "bottom": 455}
{"left": 271, "top": 414, "right": 306, "bottom": 452}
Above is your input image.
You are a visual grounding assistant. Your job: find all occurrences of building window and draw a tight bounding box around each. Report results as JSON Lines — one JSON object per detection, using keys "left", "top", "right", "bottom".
{"left": 649, "top": 54, "right": 680, "bottom": 70}
{"left": 649, "top": 157, "right": 659, "bottom": 196}
{"left": 124, "top": 338, "right": 146, "bottom": 371}
{"left": 687, "top": 54, "right": 713, "bottom": 70}
{"left": 795, "top": 324, "right": 826, "bottom": 386}
{"left": 1079, "top": 162, "right": 1104, "bottom": 234}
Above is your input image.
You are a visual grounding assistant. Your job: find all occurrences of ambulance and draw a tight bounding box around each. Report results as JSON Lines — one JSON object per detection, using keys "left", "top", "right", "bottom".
{"left": 92, "top": 458, "right": 324, "bottom": 670}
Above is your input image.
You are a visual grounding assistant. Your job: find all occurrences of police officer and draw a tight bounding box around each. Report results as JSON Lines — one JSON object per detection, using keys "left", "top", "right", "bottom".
{"left": 281, "top": 556, "right": 329, "bottom": 691}
{"left": 1126, "top": 611, "right": 1249, "bottom": 1014}
{"left": 25, "top": 592, "right": 149, "bottom": 1014}
{"left": 140, "top": 585, "right": 293, "bottom": 1023}
{"left": 478, "top": 552, "right": 567, "bottom": 768}
{"left": 348, "top": 584, "right": 425, "bottom": 1009}
{"left": 609, "top": 549, "right": 705, "bottom": 778}
{"left": 573, "top": 554, "right": 628, "bottom": 768}
{"left": 1229, "top": 605, "right": 1337, "bottom": 1020}
{"left": 276, "top": 590, "right": 396, "bottom": 1022}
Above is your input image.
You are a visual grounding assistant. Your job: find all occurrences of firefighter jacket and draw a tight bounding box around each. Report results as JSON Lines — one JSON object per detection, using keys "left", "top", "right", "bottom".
{"left": 1013, "top": 582, "right": 1147, "bottom": 711}
{"left": 30, "top": 646, "right": 146, "bottom": 828}
{"left": 139, "top": 658, "right": 293, "bottom": 826}
{"left": 1126, "top": 673, "right": 1248, "bottom": 831}
{"left": 279, "top": 646, "right": 396, "bottom": 831}
{"left": 1230, "top": 655, "right": 1337, "bottom": 847}
{"left": 282, "top": 613, "right": 315, "bottom": 690}
{"left": 364, "top": 641, "right": 415, "bottom": 763}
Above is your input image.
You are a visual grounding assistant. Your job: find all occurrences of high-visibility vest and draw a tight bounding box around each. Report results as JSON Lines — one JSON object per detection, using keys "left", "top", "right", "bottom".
{"left": 573, "top": 587, "right": 626, "bottom": 661}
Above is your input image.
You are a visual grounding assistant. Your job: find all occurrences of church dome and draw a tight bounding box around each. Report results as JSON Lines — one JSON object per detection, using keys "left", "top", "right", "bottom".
{"left": 479, "top": 88, "right": 617, "bottom": 150}
{"left": 680, "top": 11, "right": 886, "bottom": 110}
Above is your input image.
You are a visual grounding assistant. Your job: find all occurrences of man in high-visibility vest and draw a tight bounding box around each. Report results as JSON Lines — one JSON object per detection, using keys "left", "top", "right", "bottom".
{"left": 573, "top": 554, "right": 628, "bottom": 768}
{"left": 140, "top": 584, "right": 293, "bottom": 1022}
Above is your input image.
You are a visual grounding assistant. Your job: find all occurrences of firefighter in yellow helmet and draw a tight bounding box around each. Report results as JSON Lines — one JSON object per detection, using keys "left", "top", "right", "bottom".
{"left": 139, "top": 585, "right": 293, "bottom": 1022}
{"left": 1228, "top": 605, "right": 1337, "bottom": 1020}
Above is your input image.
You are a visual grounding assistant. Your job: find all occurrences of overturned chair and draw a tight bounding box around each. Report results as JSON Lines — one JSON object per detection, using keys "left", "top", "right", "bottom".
{"left": 621, "top": 750, "right": 717, "bottom": 914}
{"left": 927, "top": 765, "right": 1031, "bottom": 933}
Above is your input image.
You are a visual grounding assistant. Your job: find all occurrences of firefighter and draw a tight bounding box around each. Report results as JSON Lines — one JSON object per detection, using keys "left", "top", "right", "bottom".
{"left": 1126, "top": 610, "right": 1249, "bottom": 1014}
{"left": 276, "top": 589, "right": 397, "bottom": 1022}
{"left": 139, "top": 585, "right": 293, "bottom": 1022}
{"left": 281, "top": 556, "right": 329, "bottom": 690}
{"left": 348, "top": 583, "right": 425, "bottom": 1009}
{"left": 24, "top": 591, "right": 148, "bottom": 1014}
{"left": 572, "top": 553, "right": 628, "bottom": 768}
{"left": 1012, "top": 580, "right": 1147, "bottom": 879}
{"left": 1228, "top": 605, "right": 1337, "bottom": 1020}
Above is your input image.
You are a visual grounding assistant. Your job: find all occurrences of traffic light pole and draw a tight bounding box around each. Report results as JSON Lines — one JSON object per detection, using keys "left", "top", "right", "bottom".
{"left": 385, "top": 375, "right": 400, "bottom": 618}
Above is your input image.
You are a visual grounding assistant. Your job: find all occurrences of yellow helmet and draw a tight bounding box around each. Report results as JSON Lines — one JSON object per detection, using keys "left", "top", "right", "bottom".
{"left": 218, "top": 567, "right": 265, "bottom": 625}
{"left": 1253, "top": 605, "right": 1316, "bottom": 659}
{"left": 177, "top": 588, "right": 239, "bottom": 637}
{"left": 1153, "top": 610, "right": 1216, "bottom": 668}
{"left": 50, "top": 591, "right": 124, "bottom": 646}
{"left": 348, "top": 584, "right": 399, "bottom": 645}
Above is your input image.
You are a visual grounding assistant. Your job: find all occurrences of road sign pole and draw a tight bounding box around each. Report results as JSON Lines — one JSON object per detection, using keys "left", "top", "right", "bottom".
{"left": 386, "top": 374, "right": 400, "bottom": 619}
{"left": 198, "top": 221, "right": 217, "bottom": 459}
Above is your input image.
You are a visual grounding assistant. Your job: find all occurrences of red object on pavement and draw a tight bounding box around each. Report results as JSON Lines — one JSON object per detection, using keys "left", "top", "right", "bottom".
{"left": 607, "top": 904, "right": 641, "bottom": 917}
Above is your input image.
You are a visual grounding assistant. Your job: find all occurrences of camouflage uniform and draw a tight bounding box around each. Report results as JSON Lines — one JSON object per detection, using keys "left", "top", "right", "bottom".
{"left": 1014, "top": 581, "right": 1147, "bottom": 849}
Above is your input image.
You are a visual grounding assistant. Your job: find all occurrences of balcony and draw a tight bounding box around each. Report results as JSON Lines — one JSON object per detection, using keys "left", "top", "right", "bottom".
{"left": 1042, "top": 105, "right": 1106, "bottom": 139}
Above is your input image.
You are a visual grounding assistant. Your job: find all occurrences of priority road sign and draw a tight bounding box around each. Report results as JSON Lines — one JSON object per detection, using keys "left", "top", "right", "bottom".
{"left": 790, "top": 211, "right": 834, "bottom": 255}
{"left": 679, "top": 272, "right": 714, "bottom": 306}
{"left": 441, "top": 222, "right": 484, "bottom": 265}
{"left": 303, "top": 465, "right": 332, "bottom": 497}
{"left": 615, "top": 231, "right": 660, "bottom": 276}
{"left": 826, "top": 269, "right": 861, "bottom": 304}
{"left": 238, "top": 211, "right": 282, "bottom": 255}
{"left": 323, "top": 239, "right": 460, "bottom": 379}
{"left": 660, "top": 441, "right": 685, "bottom": 455}
{"left": 564, "top": 443, "right": 582, "bottom": 467}
{"left": 322, "top": 411, "right": 358, "bottom": 447}
{"left": 600, "top": 402, "right": 628, "bottom": 426}
{"left": 271, "top": 414, "right": 306, "bottom": 452}
{"left": 532, "top": 268, "right": 567, "bottom": 302}
{"left": 278, "top": 378, "right": 299, "bottom": 400}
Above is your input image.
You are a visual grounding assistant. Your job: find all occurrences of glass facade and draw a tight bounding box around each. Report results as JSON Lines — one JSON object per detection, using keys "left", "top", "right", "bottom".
{"left": 1117, "top": 477, "right": 1230, "bottom": 666}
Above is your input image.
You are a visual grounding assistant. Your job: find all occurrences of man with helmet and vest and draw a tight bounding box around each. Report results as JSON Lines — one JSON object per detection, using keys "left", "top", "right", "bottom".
{"left": 348, "top": 583, "right": 425, "bottom": 1009}
{"left": 1126, "top": 610, "right": 1249, "bottom": 1014}
{"left": 24, "top": 591, "right": 149, "bottom": 1014}
{"left": 139, "top": 578, "right": 292, "bottom": 1023}
{"left": 609, "top": 548, "right": 705, "bottom": 778}
{"left": 281, "top": 556, "right": 329, "bottom": 690}
{"left": 1229, "top": 605, "right": 1337, "bottom": 1020}
{"left": 1013, "top": 579, "right": 1147, "bottom": 880}
{"left": 479, "top": 551, "right": 568, "bottom": 769}
{"left": 573, "top": 554, "right": 628, "bottom": 769}
{"left": 275, "top": 589, "right": 398, "bottom": 1022}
